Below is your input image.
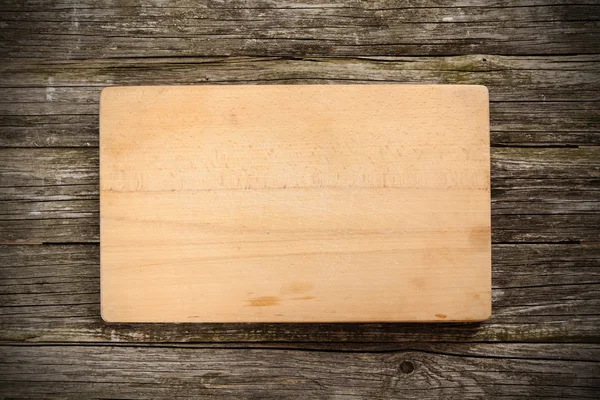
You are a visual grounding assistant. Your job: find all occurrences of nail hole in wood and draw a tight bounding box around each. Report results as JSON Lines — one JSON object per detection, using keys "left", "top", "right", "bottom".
{"left": 400, "top": 361, "right": 414, "bottom": 374}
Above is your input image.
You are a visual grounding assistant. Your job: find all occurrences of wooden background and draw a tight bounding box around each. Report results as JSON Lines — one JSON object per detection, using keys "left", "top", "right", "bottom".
{"left": 0, "top": 0, "right": 599, "bottom": 398}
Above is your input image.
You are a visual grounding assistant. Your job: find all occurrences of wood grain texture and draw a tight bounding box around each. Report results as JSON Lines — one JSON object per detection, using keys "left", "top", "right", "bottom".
{"left": 99, "top": 85, "right": 491, "bottom": 323}
{"left": 1, "top": 0, "right": 599, "bottom": 397}
{"left": 1, "top": 344, "right": 599, "bottom": 399}
{"left": 1, "top": 1, "right": 599, "bottom": 58}
{"left": 1, "top": 243, "right": 598, "bottom": 343}
{"left": 3, "top": 55, "right": 599, "bottom": 101}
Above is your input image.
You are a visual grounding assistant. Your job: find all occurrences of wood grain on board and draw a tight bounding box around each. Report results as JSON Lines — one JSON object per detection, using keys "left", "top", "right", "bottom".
{"left": 99, "top": 85, "right": 491, "bottom": 323}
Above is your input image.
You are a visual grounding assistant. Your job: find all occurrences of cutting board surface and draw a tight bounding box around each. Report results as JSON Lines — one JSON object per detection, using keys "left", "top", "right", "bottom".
{"left": 100, "top": 85, "right": 491, "bottom": 322}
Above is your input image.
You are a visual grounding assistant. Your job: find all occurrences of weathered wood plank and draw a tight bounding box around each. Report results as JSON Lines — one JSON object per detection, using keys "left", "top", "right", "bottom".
{"left": 4, "top": 341, "right": 593, "bottom": 360}
{"left": 2, "top": 147, "right": 598, "bottom": 243}
{"left": 0, "top": 243, "right": 598, "bottom": 342}
{"left": 492, "top": 214, "right": 600, "bottom": 243}
{"left": 3, "top": 0, "right": 597, "bottom": 8}
{"left": 493, "top": 244, "right": 600, "bottom": 288}
{"left": 1, "top": 1, "right": 599, "bottom": 58}
{"left": 0, "top": 344, "right": 598, "bottom": 399}
{"left": 0, "top": 148, "right": 99, "bottom": 242}
{"left": 493, "top": 179, "right": 600, "bottom": 215}
{"left": 0, "top": 148, "right": 98, "bottom": 187}
{"left": 492, "top": 148, "right": 600, "bottom": 179}
{"left": 0, "top": 115, "right": 99, "bottom": 148}
{"left": 489, "top": 102, "right": 599, "bottom": 147}
{"left": 2, "top": 56, "right": 598, "bottom": 101}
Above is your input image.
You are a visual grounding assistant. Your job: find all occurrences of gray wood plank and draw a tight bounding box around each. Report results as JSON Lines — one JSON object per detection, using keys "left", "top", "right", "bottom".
{"left": 3, "top": 56, "right": 599, "bottom": 101}
{"left": 1, "top": 1, "right": 599, "bottom": 58}
{"left": 0, "top": 244, "right": 598, "bottom": 343}
{"left": 0, "top": 148, "right": 98, "bottom": 188}
{"left": 0, "top": 343, "right": 598, "bottom": 399}
{"left": 492, "top": 214, "right": 600, "bottom": 243}
{"left": 492, "top": 148, "right": 600, "bottom": 179}
{"left": 492, "top": 179, "right": 600, "bottom": 215}
{"left": 3, "top": 0, "right": 597, "bottom": 8}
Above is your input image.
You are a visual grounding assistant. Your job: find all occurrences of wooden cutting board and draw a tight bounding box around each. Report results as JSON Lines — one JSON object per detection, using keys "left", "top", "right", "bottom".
{"left": 100, "top": 85, "right": 491, "bottom": 323}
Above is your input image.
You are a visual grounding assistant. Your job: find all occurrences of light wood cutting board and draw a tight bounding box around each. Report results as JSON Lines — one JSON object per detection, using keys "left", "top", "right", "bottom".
{"left": 100, "top": 85, "right": 491, "bottom": 323}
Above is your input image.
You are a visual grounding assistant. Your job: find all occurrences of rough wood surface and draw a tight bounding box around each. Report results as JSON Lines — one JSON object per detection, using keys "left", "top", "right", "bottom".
{"left": 1, "top": 243, "right": 598, "bottom": 343}
{"left": 1, "top": 1, "right": 599, "bottom": 58}
{"left": 1, "top": 0, "right": 599, "bottom": 397}
{"left": 1, "top": 344, "right": 599, "bottom": 399}
{"left": 3, "top": 56, "right": 599, "bottom": 101}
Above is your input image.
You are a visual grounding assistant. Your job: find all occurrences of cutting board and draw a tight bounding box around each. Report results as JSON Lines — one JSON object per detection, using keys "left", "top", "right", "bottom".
{"left": 100, "top": 85, "right": 491, "bottom": 323}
